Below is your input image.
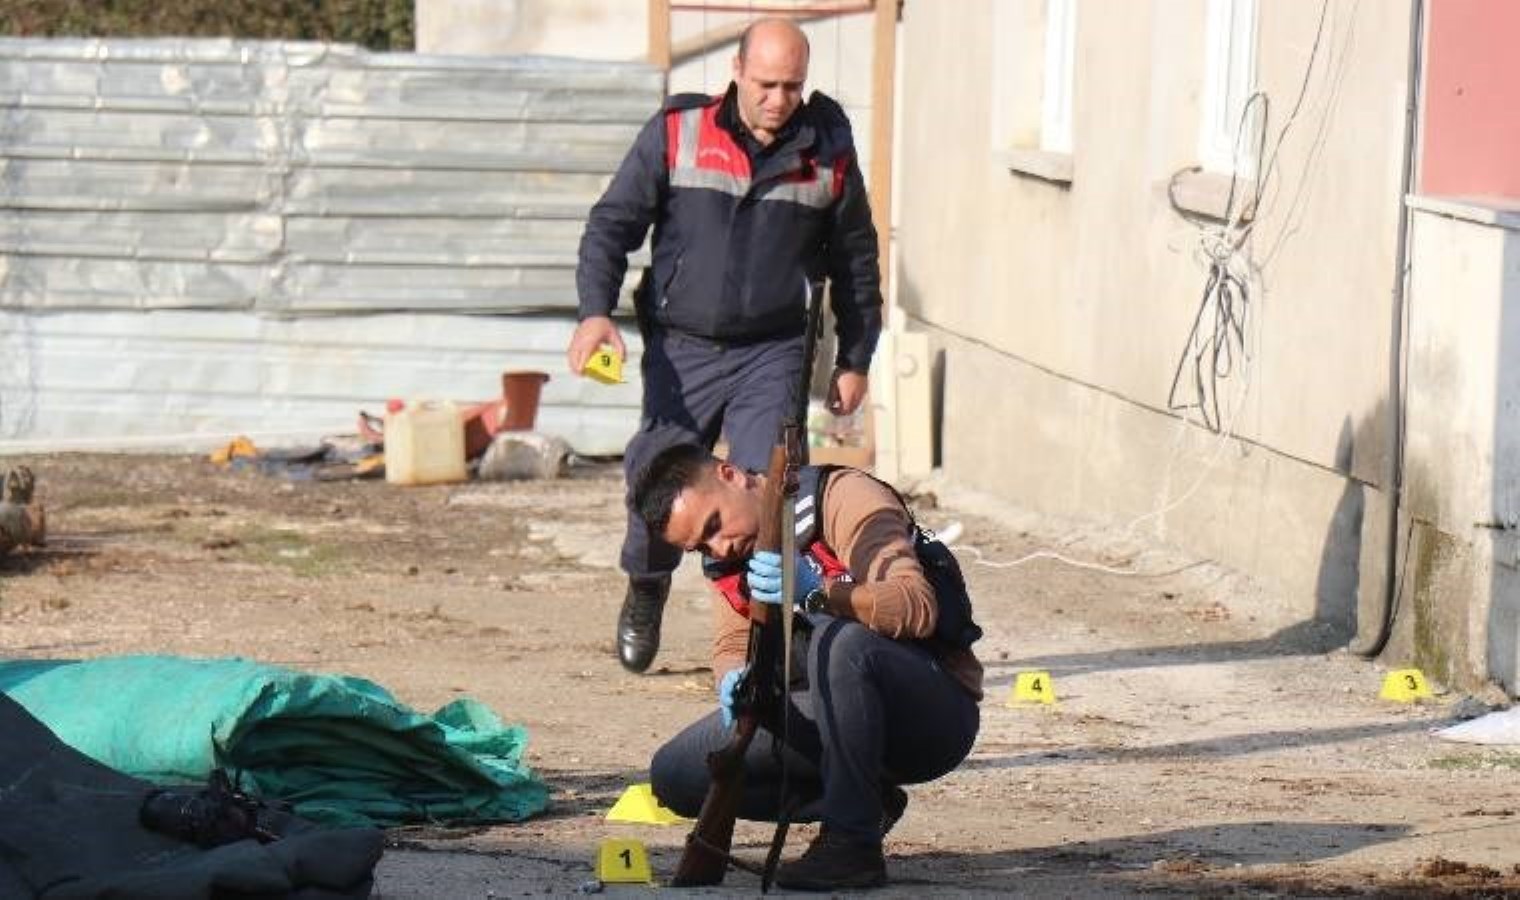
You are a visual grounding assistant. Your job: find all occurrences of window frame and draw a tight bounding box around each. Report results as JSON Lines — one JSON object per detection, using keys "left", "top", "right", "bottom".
{"left": 1198, "top": 0, "right": 1260, "bottom": 177}
{"left": 990, "top": 0, "right": 1077, "bottom": 184}
{"left": 1040, "top": 0, "right": 1076, "bottom": 154}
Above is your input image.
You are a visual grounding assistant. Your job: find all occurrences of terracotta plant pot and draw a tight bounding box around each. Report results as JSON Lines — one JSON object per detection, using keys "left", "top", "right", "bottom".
{"left": 502, "top": 371, "right": 550, "bottom": 431}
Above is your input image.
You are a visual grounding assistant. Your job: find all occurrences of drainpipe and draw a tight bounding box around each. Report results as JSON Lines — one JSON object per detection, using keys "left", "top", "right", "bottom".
{"left": 1355, "top": 0, "right": 1423, "bottom": 658}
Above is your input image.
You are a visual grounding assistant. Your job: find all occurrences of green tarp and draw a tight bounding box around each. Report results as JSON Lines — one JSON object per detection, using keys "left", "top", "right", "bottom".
{"left": 0, "top": 656, "right": 549, "bottom": 828}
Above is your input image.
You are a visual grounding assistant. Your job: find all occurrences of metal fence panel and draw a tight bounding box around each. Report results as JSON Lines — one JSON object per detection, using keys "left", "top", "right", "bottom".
{"left": 0, "top": 37, "right": 660, "bottom": 315}
{"left": 0, "top": 38, "right": 660, "bottom": 451}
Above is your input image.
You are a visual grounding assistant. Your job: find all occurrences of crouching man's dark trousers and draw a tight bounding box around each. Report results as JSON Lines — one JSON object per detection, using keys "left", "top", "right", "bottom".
{"left": 649, "top": 616, "right": 979, "bottom": 845}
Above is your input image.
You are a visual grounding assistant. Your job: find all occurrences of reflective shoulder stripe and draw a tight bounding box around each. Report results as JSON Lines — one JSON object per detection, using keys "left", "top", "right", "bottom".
{"left": 757, "top": 153, "right": 843, "bottom": 209}
{"left": 793, "top": 492, "right": 816, "bottom": 539}
{"left": 668, "top": 104, "right": 750, "bottom": 197}
{"left": 759, "top": 163, "right": 835, "bottom": 209}
{"left": 671, "top": 167, "right": 749, "bottom": 196}
{"left": 676, "top": 106, "right": 702, "bottom": 170}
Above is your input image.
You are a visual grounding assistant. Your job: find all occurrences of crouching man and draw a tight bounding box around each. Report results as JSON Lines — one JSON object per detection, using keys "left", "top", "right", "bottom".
{"left": 631, "top": 443, "right": 983, "bottom": 891}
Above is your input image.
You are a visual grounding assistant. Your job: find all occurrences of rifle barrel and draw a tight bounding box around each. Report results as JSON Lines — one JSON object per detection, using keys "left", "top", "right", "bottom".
{"left": 669, "top": 278, "right": 827, "bottom": 888}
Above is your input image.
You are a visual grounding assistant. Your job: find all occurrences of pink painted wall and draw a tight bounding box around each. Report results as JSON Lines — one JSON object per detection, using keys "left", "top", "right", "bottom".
{"left": 1421, "top": 0, "right": 1520, "bottom": 199}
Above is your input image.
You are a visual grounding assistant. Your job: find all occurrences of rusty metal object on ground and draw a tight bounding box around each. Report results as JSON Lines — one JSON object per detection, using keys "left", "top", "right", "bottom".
{"left": 0, "top": 466, "right": 46, "bottom": 556}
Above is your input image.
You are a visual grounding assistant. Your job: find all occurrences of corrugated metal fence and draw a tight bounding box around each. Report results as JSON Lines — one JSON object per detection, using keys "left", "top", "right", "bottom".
{"left": 0, "top": 38, "right": 661, "bottom": 452}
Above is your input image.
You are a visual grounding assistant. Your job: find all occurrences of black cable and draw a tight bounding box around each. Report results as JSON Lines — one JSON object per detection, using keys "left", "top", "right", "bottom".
{"left": 1165, "top": 245, "right": 1253, "bottom": 432}
{"left": 1164, "top": 86, "right": 1267, "bottom": 432}
{"left": 1165, "top": 0, "right": 1332, "bottom": 434}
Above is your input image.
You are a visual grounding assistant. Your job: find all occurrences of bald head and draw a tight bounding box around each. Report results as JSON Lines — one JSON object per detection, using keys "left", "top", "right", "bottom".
{"left": 731, "top": 18, "right": 809, "bottom": 145}
{"left": 737, "top": 17, "right": 810, "bottom": 66}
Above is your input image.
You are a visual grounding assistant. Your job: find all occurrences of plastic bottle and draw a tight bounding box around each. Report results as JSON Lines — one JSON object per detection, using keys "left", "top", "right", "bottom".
{"left": 384, "top": 400, "right": 467, "bottom": 485}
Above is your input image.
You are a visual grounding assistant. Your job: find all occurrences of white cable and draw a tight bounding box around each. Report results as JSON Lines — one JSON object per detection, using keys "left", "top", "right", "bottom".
{"left": 934, "top": 521, "right": 1206, "bottom": 579}
{"left": 924, "top": 368, "right": 1250, "bottom": 577}
{"left": 953, "top": 543, "right": 1202, "bottom": 579}
{"left": 1123, "top": 314, "right": 1258, "bottom": 539}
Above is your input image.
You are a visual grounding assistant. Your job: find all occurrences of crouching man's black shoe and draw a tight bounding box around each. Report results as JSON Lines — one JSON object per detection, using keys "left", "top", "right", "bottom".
{"left": 617, "top": 574, "right": 671, "bottom": 673}
{"left": 774, "top": 830, "right": 887, "bottom": 892}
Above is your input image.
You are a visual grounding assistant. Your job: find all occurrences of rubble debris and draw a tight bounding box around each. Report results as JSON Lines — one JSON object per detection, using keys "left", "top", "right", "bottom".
{"left": 1434, "top": 705, "right": 1520, "bottom": 745}
{"left": 208, "top": 435, "right": 259, "bottom": 466}
{"left": 478, "top": 431, "right": 571, "bottom": 481}
{"left": 212, "top": 435, "right": 384, "bottom": 482}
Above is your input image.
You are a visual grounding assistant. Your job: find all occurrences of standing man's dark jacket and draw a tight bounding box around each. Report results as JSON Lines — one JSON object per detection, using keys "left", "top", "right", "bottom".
{"left": 576, "top": 86, "right": 882, "bottom": 371}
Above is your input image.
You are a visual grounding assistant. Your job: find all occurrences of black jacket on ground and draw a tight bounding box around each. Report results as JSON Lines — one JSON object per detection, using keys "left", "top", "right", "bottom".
{"left": 576, "top": 86, "right": 882, "bottom": 371}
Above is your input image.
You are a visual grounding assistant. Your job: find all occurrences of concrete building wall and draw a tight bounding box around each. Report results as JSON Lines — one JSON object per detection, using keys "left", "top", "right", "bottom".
{"left": 1399, "top": 201, "right": 1520, "bottom": 690}
{"left": 417, "top": 0, "right": 648, "bottom": 59}
{"left": 415, "top": 2, "right": 882, "bottom": 192}
{"left": 1404, "top": 0, "right": 1520, "bottom": 690}
{"left": 896, "top": 1, "right": 1412, "bottom": 633}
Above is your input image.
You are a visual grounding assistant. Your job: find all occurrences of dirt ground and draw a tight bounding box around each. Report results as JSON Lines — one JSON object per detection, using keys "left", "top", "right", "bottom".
{"left": 3, "top": 452, "right": 1520, "bottom": 898}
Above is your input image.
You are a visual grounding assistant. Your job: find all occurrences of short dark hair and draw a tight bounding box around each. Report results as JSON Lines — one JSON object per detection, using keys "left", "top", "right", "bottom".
{"left": 632, "top": 443, "right": 719, "bottom": 537}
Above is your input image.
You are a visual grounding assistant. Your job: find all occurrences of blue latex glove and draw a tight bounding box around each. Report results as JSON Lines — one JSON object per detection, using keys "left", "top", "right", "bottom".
{"left": 718, "top": 666, "right": 748, "bottom": 730}
{"left": 745, "top": 550, "right": 822, "bottom": 606}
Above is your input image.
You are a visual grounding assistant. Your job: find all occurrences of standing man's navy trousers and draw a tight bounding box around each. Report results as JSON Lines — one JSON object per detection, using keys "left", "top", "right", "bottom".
{"left": 621, "top": 329, "right": 804, "bottom": 578}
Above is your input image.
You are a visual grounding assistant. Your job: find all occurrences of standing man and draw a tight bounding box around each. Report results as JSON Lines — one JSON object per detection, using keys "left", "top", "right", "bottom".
{"left": 569, "top": 17, "right": 883, "bottom": 673}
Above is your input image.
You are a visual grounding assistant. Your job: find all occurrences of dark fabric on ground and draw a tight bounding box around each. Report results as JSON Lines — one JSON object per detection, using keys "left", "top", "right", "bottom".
{"left": 0, "top": 694, "right": 383, "bottom": 899}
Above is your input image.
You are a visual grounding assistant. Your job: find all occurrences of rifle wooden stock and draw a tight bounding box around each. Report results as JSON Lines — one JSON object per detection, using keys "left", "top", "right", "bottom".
{"left": 670, "top": 445, "right": 789, "bottom": 887}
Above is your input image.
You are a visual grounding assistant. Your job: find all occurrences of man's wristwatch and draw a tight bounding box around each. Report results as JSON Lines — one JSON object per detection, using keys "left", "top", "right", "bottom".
{"left": 801, "top": 586, "right": 829, "bottom": 614}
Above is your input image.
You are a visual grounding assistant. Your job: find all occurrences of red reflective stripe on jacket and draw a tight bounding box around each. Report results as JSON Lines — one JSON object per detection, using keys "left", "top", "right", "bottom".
{"left": 807, "top": 539, "right": 849, "bottom": 580}
{"left": 776, "top": 158, "right": 816, "bottom": 184}
{"left": 664, "top": 109, "right": 682, "bottom": 170}
{"left": 715, "top": 571, "right": 748, "bottom": 617}
{"left": 692, "top": 103, "right": 750, "bottom": 180}
{"left": 716, "top": 542, "right": 849, "bottom": 620}
{"left": 831, "top": 152, "right": 852, "bottom": 199}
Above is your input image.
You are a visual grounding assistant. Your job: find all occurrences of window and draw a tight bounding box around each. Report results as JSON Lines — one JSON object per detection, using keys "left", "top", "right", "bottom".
{"left": 990, "top": 0, "right": 1077, "bottom": 182}
{"left": 1198, "top": 0, "right": 1259, "bottom": 176}
{"left": 1040, "top": 0, "right": 1076, "bottom": 153}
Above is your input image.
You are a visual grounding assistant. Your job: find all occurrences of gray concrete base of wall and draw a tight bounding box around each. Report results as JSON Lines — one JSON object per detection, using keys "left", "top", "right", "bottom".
{"left": 932, "top": 325, "right": 1402, "bottom": 669}
{"left": 1375, "top": 514, "right": 1520, "bottom": 696}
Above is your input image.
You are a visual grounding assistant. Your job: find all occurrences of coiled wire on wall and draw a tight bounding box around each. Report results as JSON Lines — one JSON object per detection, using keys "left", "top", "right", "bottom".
{"left": 1164, "top": 0, "right": 1331, "bottom": 434}
{"left": 1164, "top": 90, "right": 1267, "bottom": 434}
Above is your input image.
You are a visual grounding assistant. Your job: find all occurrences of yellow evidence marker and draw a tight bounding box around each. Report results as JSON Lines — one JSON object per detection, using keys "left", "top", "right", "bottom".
{"left": 583, "top": 345, "right": 624, "bottom": 384}
{"left": 596, "top": 838, "right": 654, "bottom": 884}
{"left": 1008, "top": 670, "right": 1057, "bottom": 706}
{"left": 605, "top": 783, "right": 689, "bottom": 825}
{"left": 1380, "top": 668, "right": 1433, "bottom": 703}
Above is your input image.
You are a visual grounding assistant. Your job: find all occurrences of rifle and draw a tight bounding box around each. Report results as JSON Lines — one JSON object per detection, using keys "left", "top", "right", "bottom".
{"left": 670, "top": 280, "right": 826, "bottom": 888}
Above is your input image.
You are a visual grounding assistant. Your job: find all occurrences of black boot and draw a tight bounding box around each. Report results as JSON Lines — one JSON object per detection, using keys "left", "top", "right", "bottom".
{"left": 774, "top": 830, "right": 887, "bottom": 891}
{"left": 617, "top": 574, "right": 671, "bottom": 673}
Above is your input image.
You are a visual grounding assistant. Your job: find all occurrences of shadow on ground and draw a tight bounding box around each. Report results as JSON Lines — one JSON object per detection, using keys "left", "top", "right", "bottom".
{"left": 990, "top": 618, "right": 1355, "bottom": 685}
{"left": 892, "top": 820, "right": 1410, "bottom": 883}
{"left": 963, "top": 716, "right": 1444, "bottom": 770}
